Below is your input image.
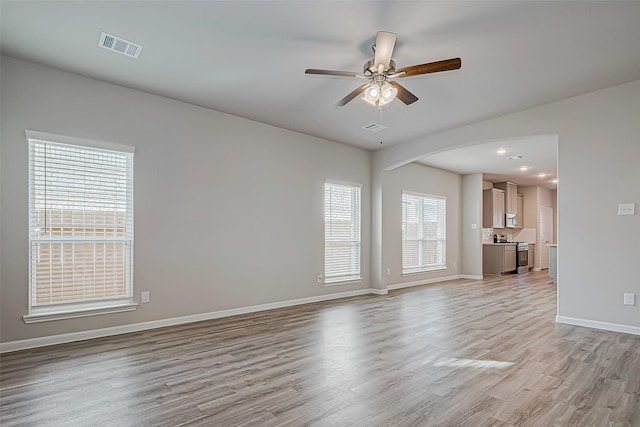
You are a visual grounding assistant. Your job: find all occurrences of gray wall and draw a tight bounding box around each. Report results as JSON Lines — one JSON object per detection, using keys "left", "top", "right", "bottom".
{"left": 373, "top": 79, "right": 640, "bottom": 329}
{"left": 461, "top": 173, "right": 483, "bottom": 277}
{"left": 381, "top": 163, "right": 461, "bottom": 286}
{"left": 0, "top": 56, "right": 371, "bottom": 342}
{"left": 3, "top": 54, "right": 639, "bottom": 344}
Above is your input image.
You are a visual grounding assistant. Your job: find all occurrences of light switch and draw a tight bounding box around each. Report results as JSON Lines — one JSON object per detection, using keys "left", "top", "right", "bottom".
{"left": 624, "top": 293, "right": 635, "bottom": 306}
{"left": 618, "top": 203, "right": 635, "bottom": 215}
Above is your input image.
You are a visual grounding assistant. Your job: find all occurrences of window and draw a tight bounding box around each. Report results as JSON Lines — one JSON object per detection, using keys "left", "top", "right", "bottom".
{"left": 402, "top": 192, "right": 446, "bottom": 274}
{"left": 25, "top": 131, "right": 135, "bottom": 322}
{"left": 324, "top": 181, "right": 361, "bottom": 284}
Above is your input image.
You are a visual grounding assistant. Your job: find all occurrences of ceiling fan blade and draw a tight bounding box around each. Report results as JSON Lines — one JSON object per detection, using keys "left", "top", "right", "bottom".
{"left": 305, "top": 69, "right": 358, "bottom": 77}
{"left": 388, "top": 81, "right": 418, "bottom": 105}
{"left": 373, "top": 31, "right": 397, "bottom": 70}
{"left": 397, "top": 58, "right": 461, "bottom": 78}
{"left": 336, "top": 84, "right": 367, "bottom": 107}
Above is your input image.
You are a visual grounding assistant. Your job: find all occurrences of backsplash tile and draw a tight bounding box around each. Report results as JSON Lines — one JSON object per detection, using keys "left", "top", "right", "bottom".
{"left": 482, "top": 227, "right": 536, "bottom": 243}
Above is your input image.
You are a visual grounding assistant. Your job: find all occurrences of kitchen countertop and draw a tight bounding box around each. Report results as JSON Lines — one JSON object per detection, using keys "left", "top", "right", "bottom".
{"left": 483, "top": 242, "right": 536, "bottom": 246}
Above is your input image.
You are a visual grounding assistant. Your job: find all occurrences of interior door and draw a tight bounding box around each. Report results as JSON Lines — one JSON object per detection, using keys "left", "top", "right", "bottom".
{"left": 539, "top": 207, "right": 553, "bottom": 269}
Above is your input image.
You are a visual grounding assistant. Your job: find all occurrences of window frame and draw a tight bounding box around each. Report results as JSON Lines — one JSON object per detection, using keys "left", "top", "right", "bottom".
{"left": 323, "top": 179, "right": 362, "bottom": 285}
{"left": 401, "top": 191, "right": 447, "bottom": 275}
{"left": 23, "top": 130, "right": 137, "bottom": 323}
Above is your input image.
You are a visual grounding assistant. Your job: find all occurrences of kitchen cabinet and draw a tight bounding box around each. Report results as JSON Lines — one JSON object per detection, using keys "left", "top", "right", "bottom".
{"left": 494, "top": 182, "right": 518, "bottom": 214}
{"left": 503, "top": 245, "right": 516, "bottom": 272}
{"left": 528, "top": 244, "right": 535, "bottom": 269}
{"left": 516, "top": 195, "right": 524, "bottom": 229}
{"left": 482, "top": 188, "right": 505, "bottom": 228}
{"left": 483, "top": 244, "right": 517, "bottom": 275}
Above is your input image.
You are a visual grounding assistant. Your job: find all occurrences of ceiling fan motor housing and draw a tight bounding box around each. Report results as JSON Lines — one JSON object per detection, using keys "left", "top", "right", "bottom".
{"left": 364, "top": 59, "right": 396, "bottom": 75}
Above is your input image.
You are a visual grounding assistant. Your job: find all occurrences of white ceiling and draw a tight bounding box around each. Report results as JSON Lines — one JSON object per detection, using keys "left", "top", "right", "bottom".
{"left": 417, "top": 136, "right": 558, "bottom": 189}
{"left": 1, "top": 1, "right": 640, "bottom": 159}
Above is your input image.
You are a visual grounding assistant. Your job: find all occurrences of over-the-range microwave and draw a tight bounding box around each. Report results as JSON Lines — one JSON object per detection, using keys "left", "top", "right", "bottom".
{"left": 505, "top": 213, "right": 517, "bottom": 228}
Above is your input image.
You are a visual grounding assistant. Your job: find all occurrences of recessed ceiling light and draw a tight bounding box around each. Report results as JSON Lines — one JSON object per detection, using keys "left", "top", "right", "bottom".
{"left": 551, "top": 179, "right": 558, "bottom": 184}
{"left": 506, "top": 155, "right": 524, "bottom": 160}
{"left": 538, "top": 173, "right": 546, "bottom": 178}
{"left": 519, "top": 166, "right": 529, "bottom": 171}
{"left": 497, "top": 149, "right": 507, "bottom": 155}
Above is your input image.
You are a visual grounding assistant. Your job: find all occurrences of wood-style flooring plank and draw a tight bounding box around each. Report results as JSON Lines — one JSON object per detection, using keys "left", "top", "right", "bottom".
{"left": 2, "top": 271, "right": 640, "bottom": 426}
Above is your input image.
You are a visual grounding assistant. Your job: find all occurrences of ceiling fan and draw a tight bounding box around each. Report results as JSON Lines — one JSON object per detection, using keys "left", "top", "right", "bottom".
{"left": 305, "top": 31, "right": 461, "bottom": 107}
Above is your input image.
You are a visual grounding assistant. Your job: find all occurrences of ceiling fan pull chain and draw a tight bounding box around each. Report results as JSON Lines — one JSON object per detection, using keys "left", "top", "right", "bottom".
{"left": 379, "top": 106, "right": 384, "bottom": 145}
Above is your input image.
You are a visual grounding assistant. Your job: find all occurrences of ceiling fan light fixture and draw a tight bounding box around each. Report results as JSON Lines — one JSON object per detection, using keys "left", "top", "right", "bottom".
{"left": 378, "top": 82, "right": 398, "bottom": 106}
{"left": 362, "top": 82, "right": 397, "bottom": 106}
{"left": 362, "top": 84, "right": 380, "bottom": 105}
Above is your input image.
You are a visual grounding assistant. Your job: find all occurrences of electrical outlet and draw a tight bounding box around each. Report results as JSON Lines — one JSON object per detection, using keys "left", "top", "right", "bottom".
{"left": 141, "top": 291, "right": 150, "bottom": 303}
{"left": 317, "top": 274, "right": 324, "bottom": 283}
{"left": 386, "top": 268, "right": 391, "bottom": 275}
{"left": 623, "top": 293, "right": 635, "bottom": 306}
{"left": 453, "top": 261, "right": 456, "bottom": 267}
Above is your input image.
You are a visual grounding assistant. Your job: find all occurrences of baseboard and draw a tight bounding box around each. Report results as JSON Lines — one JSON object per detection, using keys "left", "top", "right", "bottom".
{"left": 368, "top": 288, "right": 389, "bottom": 295}
{"left": 556, "top": 315, "right": 640, "bottom": 336}
{"left": 386, "top": 275, "right": 462, "bottom": 291}
{"left": 459, "top": 275, "right": 484, "bottom": 280}
{"left": 0, "top": 288, "right": 381, "bottom": 353}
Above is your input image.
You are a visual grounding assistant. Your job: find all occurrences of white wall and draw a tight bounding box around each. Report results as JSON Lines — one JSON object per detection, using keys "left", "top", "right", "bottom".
{"left": 552, "top": 190, "right": 558, "bottom": 244}
{"left": 519, "top": 185, "right": 555, "bottom": 269}
{"left": 381, "top": 163, "right": 461, "bottom": 286}
{"left": 0, "top": 56, "right": 372, "bottom": 343}
{"left": 373, "top": 79, "right": 640, "bottom": 330}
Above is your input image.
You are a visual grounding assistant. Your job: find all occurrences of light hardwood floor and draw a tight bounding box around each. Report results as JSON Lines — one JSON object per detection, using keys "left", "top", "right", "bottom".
{"left": 1, "top": 271, "right": 639, "bottom": 426}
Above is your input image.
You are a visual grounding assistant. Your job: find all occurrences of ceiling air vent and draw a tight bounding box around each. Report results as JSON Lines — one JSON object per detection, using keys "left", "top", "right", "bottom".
{"left": 99, "top": 32, "right": 143, "bottom": 59}
{"left": 363, "top": 123, "right": 387, "bottom": 132}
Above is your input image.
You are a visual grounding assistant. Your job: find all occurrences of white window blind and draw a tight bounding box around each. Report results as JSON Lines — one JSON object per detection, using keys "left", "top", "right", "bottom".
{"left": 402, "top": 192, "right": 446, "bottom": 274}
{"left": 28, "top": 137, "right": 134, "bottom": 312}
{"left": 324, "top": 181, "right": 361, "bottom": 283}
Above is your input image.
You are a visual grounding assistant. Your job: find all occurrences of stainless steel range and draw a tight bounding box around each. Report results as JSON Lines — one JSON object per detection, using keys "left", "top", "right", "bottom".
{"left": 516, "top": 242, "right": 529, "bottom": 273}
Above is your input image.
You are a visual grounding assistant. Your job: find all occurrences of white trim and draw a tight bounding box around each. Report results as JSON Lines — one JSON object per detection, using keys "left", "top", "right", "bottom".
{"left": 23, "top": 302, "right": 138, "bottom": 324}
{"left": 459, "top": 275, "right": 484, "bottom": 280}
{"left": 402, "top": 266, "right": 447, "bottom": 276}
{"left": 324, "top": 277, "right": 363, "bottom": 286}
{"left": 324, "top": 178, "right": 363, "bottom": 188}
{"left": 25, "top": 129, "right": 135, "bottom": 153}
{"left": 556, "top": 316, "right": 640, "bottom": 336}
{"left": 387, "top": 275, "right": 462, "bottom": 291}
{"left": 2, "top": 288, "right": 379, "bottom": 353}
{"left": 401, "top": 190, "right": 447, "bottom": 200}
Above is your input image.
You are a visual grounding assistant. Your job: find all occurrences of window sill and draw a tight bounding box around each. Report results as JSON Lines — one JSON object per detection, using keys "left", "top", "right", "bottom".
{"left": 324, "top": 277, "right": 363, "bottom": 287}
{"left": 402, "top": 267, "right": 447, "bottom": 276}
{"left": 23, "top": 302, "right": 138, "bottom": 324}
